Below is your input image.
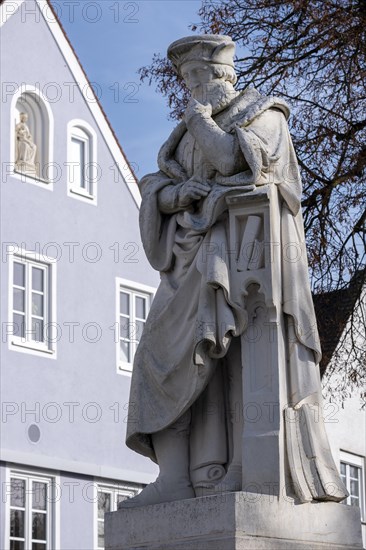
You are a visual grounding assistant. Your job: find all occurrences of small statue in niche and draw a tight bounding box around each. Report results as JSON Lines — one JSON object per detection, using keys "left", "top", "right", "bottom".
{"left": 15, "top": 112, "right": 37, "bottom": 175}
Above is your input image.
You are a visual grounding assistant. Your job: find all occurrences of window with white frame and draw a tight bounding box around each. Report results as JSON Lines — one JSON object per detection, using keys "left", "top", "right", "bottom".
{"left": 96, "top": 484, "right": 139, "bottom": 549}
{"left": 117, "top": 280, "right": 155, "bottom": 372}
{"left": 7, "top": 470, "right": 56, "bottom": 550}
{"left": 10, "top": 253, "right": 55, "bottom": 354}
{"left": 68, "top": 120, "right": 97, "bottom": 202}
{"left": 340, "top": 451, "right": 365, "bottom": 521}
{"left": 70, "top": 127, "right": 89, "bottom": 191}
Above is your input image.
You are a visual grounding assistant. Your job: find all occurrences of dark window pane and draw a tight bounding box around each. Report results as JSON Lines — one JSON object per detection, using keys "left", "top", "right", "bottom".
{"left": 32, "top": 544, "right": 46, "bottom": 550}
{"left": 135, "top": 296, "right": 146, "bottom": 319}
{"left": 98, "top": 521, "right": 105, "bottom": 548}
{"left": 120, "top": 340, "right": 130, "bottom": 363}
{"left": 13, "top": 288, "right": 25, "bottom": 312}
{"left": 120, "top": 292, "right": 129, "bottom": 315}
{"left": 32, "top": 512, "right": 46, "bottom": 540}
{"left": 350, "top": 466, "right": 359, "bottom": 479}
{"left": 33, "top": 482, "right": 47, "bottom": 510}
{"left": 350, "top": 496, "right": 360, "bottom": 507}
{"left": 79, "top": 141, "right": 86, "bottom": 189}
{"left": 10, "top": 541, "right": 25, "bottom": 550}
{"left": 71, "top": 137, "right": 87, "bottom": 189}
{"left": 13, "top": 313, "right": 25, "bottom": 337}
{"left": 14, "top": 262, "right": 25, "bottom": 286}
{"left": 340, "top": 462, "right": 346, "bottom": 476}
{"left": 120, "top": 321, "right": 131, "bottom": 340}
{"left": 98, "top": 491, "right": 111, "bottom": 518}
{"left": 350, "top": 479, "right": 359, "bottom": 497}
{"left": 31, "top": 318, "right": 44, "bottom": 343}
{"left": 10, "top": 509, "right": 25, "bottom": 537}
{"left": 32, "top": 268, "right": 44, "bottom": 291}
{"left": 135, "top": 320, "right": 145, "bottom": 342}
{"left": 11, "top": 478, "right": 25, "bottom": 507}
{"left": 32, "top": 293, "right": 44, "bottom": 317}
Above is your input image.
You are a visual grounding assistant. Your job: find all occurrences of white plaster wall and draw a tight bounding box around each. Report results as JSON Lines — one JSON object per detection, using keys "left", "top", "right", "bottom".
{"left": 1, "top": 0, "right": 159, "bottom": 490}
{"left": 324, "top": 385, "right": 366, "bottom": 547}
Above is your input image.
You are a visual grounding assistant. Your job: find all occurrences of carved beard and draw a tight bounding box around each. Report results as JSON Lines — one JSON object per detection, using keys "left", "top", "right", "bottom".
{"left": 191, "top": 81, "right": 238, "bottom": 114}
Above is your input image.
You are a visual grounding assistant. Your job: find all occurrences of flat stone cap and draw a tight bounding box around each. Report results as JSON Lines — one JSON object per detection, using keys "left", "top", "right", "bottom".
{"left": 167, "top": 34, "right": 235, "bottom": 73}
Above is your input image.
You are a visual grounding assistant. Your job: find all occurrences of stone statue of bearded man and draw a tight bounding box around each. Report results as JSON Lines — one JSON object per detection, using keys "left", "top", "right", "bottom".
{"left": 121, "top": 35, "right": 347, "bottom": 508}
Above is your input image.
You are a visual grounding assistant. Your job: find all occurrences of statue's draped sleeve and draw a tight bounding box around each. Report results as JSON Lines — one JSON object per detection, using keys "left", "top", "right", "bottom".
{"left": 138, "top": 172, "right": 178, "bottom": 272}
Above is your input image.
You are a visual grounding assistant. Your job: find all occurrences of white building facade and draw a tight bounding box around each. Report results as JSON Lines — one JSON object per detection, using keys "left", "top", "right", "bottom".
{"left": 325, "top": 393, "right": 366, "bottom": 548}
{"left": 322, "top": 286, "right": 366, "bottom": 548}
{"left": 0, "top": 1, "right": 159, "bottom": 549}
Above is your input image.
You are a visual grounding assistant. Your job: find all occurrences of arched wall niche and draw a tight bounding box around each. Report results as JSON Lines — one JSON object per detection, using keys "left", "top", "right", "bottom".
{"left": 11, "top": 86, "right": 54, "bottom": 182}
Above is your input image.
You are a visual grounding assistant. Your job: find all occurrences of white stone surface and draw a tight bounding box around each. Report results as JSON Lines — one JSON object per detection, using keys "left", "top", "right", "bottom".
{"left": 106, "top": 491, "right": 363, "bottom": 549}
{"left": 15, "top": 112, "right": 37, "bottom": 175}
{"left": 120, "top": 33, "right": 347, "bottom": 514}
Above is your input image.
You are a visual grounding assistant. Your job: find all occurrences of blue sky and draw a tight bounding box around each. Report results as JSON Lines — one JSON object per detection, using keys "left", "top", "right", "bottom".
{"left": 51, "top": 0, "right": 203, "bottom": 178}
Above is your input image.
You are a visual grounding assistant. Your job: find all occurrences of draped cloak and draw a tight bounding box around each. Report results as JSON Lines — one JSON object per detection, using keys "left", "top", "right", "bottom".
{"left": 126, "top": 88, "right": 323, "bottom": 464}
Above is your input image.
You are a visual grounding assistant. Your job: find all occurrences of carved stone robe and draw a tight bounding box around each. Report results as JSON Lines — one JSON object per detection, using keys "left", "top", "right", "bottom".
{"left": 126, "top": 88, "right": 347, "bottom": 502}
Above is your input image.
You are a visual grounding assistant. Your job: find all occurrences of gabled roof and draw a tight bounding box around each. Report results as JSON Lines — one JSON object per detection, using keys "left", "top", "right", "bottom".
{"left": 0, "top": 0, "right": 141, "bottom": 206}
{"left": 313, "top": 268, "right": 366, "bottom": 377}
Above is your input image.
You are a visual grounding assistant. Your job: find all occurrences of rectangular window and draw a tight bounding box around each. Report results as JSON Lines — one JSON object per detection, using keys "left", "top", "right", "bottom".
{"left": 68, "top": 122, "right": 97, "bottom": 203}
{"left": 119, "top": 290, "right": 148, "bottom": 364}
{"left": 9, "top": 252, "right": 55, "bottom": 355}
{"left": 340, "top": 451, "right": 365, "bottom": 522}
{"left": 70, "top": 137, "right": 87, "bottom": 191}
{"left": 116, "top": 279, "right": 155, "bottom": 372}
{"left": 96, "top": 484, "right": 139, "bottom": 549}
{"left": 7, "top": 471, "right": 55, "bottom": 550}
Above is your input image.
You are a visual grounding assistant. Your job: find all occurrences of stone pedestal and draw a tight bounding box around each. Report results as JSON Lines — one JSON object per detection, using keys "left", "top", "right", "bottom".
{"left": 15, "top": 161, "right": 37, "bottom": 177}
{"left": 105, "top": 492, "right": 363, "bottom": 549}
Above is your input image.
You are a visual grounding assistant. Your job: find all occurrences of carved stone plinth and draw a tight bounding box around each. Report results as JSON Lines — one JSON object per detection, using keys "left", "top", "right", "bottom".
{"left": 105, "top": 492, "right": 363, "bottom": 550}
{"left": 15, "top": 161, "right": 37, "bottom": 177}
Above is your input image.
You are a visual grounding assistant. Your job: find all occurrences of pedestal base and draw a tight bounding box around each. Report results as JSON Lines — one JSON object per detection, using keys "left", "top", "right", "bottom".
{"left": 15, "top": 162, "right": 37, "bottom": 177}
{"left": 105, "top": 492, "right": 363, "bottom": 550}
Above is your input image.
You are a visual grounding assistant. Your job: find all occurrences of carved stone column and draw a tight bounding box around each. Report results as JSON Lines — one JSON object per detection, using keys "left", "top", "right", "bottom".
{"left": 226, "top": 184, "right": 289, "bottom": 496}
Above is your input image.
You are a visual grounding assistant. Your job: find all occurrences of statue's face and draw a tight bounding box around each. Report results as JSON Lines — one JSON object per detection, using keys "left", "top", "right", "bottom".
{"left": 181, "top": 61, "right": 221, "bottom": 101}
{"left": 180, "top": 61, "right": 236, "bottom": 112}
{"left": 20, "top": 113, "right": 28, "bottom": 122}
{"left": 181, "top": 62, "right": 216, "bottom": 88}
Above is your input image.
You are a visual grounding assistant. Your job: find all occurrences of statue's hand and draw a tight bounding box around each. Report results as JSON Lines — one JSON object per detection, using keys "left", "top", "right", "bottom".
{"left": 178, "top": 178, "right": 211, "bottom": 207}
{"left": 184, "top": 98, "right": 212, "bottom": 124}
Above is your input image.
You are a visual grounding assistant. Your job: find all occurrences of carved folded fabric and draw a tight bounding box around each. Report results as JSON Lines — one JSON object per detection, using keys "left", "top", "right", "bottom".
{"left": 285, "top": 404, "right": 348, "bottom": 502}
